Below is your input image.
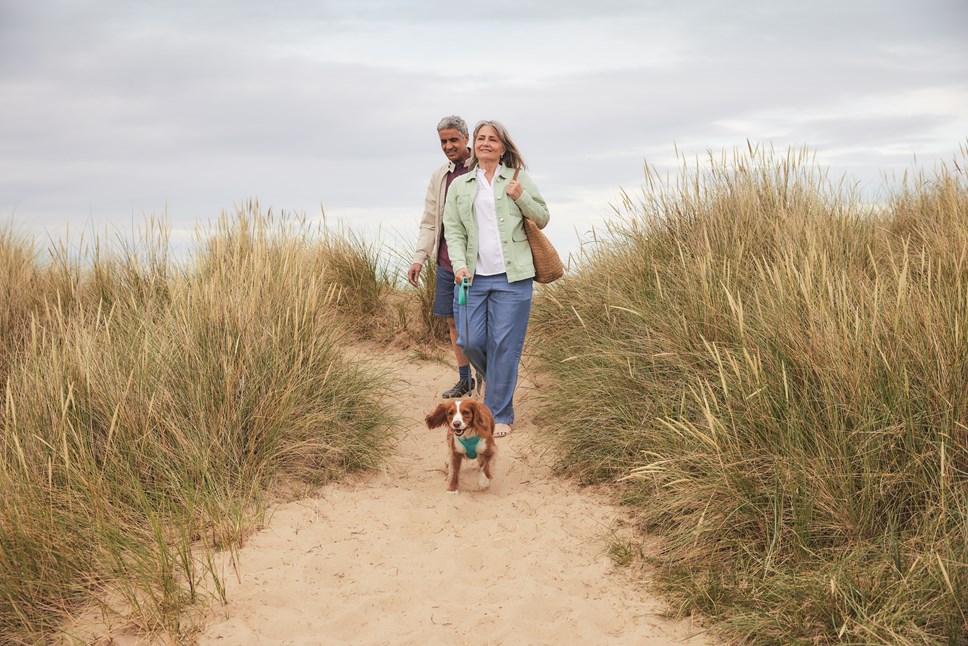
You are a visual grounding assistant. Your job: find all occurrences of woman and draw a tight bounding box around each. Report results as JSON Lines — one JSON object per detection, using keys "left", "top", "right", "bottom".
{"left": 442, "top": 120, "right": 550, "bottom": 437}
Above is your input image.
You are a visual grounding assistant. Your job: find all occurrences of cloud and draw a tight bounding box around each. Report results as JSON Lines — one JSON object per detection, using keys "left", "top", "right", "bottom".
{"left": 1, "top": 0, "right": 966, "bottom": 259}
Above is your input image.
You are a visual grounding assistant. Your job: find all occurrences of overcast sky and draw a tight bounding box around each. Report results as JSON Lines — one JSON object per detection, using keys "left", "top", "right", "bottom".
{"left": 1, "top": 0, "right": 966, "bottom": 264}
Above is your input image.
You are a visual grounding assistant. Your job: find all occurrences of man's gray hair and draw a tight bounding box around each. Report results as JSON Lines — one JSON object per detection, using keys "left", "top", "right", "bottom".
{"left": 437, "top": 115, "right": 468, "bottom": 137}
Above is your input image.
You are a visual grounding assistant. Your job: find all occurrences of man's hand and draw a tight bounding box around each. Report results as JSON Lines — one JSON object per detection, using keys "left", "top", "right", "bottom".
{"left": 407, "top": 262, "right": 422, "bottom": 287}
{"left": 454, "top": 268, "right": 472, "bottom": 285}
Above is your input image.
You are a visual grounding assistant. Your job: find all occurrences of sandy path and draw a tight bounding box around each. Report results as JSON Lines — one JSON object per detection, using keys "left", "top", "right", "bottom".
{"left": 196, "top": 345, "right": 713, "bottom": 646}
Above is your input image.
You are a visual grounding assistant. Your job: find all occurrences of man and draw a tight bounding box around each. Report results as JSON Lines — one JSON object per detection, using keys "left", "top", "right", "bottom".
{"left": 407, "top": 115, "right": 474, "bottom": 398}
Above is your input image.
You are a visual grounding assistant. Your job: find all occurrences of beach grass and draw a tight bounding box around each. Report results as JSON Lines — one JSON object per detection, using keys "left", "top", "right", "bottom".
{"left": 529, "top": 144, "right": 968, "bottom": 644}
{"left": 0, "top": 204, "right": 398, "bottom": 642}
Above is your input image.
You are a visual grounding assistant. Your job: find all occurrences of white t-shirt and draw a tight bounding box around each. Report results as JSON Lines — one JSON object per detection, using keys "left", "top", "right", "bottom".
{"left": 473, "top": 165, "right": 507, "bottom": 276}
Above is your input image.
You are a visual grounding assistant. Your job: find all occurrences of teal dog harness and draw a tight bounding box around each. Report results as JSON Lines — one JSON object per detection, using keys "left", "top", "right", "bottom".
{"left": 457, "top": 435, "right": 482, "bottom": 459}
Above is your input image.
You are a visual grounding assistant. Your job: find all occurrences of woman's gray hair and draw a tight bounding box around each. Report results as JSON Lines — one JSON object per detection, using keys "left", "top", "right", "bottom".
{"left": 470, "top": 120, "right": 527, "bottom": 171}
{"left": 436, "top": 115, "right": 468, "bottom": 137}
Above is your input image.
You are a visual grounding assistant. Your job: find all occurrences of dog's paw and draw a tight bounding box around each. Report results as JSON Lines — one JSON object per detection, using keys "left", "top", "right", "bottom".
{"left": 447, "top": 489, "right": 459, "bottom": 495}
{"left": 478, "top": 474, "right": 490, "bottom": 491}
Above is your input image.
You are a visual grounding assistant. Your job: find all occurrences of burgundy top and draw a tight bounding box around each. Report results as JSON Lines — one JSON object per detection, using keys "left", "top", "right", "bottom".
{"left": 436, "top": 161, "right": 470, "bottom": 272}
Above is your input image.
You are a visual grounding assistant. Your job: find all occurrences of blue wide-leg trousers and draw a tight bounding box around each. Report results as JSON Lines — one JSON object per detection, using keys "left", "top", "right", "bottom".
{"left": 453, "top": 273, "right": 533, "bottom": 424}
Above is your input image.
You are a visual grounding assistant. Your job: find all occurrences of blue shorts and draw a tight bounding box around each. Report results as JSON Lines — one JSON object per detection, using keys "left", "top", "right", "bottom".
{"left": 433, "top": 266, "right": 457, "bottom": 318}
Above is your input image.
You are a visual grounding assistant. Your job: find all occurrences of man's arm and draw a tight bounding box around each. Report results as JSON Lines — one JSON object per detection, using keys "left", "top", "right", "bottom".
{"left": 409, "top": 170, "right": 441, "bottom": 286}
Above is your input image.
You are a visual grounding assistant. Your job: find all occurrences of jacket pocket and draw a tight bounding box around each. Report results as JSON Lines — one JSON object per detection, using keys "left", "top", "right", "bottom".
{"left": 454, "top": 196, "right": 474, "bottom": 223}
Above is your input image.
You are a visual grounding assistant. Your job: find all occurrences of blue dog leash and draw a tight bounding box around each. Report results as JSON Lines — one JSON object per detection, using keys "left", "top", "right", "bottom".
{"left": 458, "top": 275, "right": 469, "bottom": 306}
{"left": 458, "top": 276, "right": 484, "bottom": 398}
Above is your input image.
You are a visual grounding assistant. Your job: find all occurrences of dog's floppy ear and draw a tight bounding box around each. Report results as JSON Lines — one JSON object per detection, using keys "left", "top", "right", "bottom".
{"left": 469, "top": 400, "right": 495, "bottom": 430}
{"left": 425, "top": 402, "right": 451, "bottom": 429}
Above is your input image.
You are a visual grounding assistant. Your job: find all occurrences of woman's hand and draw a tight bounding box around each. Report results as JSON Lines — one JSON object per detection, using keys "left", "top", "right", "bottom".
{"left": 454, "top": 268, "right": 472, "bottom": 285}
{"left": 506, "top": 178, "right": 523, "bottom": 200}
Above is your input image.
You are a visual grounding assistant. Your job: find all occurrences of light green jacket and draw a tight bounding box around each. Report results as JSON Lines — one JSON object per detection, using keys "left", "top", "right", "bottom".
{"left": 442, "top": 165, "right": 551, "bottom": 283}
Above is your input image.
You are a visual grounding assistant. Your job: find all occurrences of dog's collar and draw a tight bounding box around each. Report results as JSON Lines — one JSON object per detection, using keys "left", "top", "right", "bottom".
{"left": 457, "top": 435, "right": 481, "bottom": 459}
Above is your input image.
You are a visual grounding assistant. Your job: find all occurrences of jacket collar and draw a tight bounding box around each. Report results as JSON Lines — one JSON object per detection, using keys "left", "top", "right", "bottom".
{"left": 460, "top": 163, "right": 511, "bottom": 183}
{"left": 446, "top": 153, "right": 472, "bottom": 173}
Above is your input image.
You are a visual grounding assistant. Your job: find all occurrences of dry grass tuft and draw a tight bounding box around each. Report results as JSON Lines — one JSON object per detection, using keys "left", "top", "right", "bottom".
{"left": 0, "top": 203, "right": 398, "bottom": 642}
{"left": 530, "top": 144, "right": 968, "bottom": 644}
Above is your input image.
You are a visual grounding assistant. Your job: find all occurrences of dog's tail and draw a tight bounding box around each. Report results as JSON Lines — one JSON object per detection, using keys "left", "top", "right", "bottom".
{"left": 473, "top": 371, "right": 484, "bottom": 400}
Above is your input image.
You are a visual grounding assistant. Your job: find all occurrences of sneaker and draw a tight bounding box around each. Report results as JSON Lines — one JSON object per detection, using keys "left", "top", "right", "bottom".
{"left": 441, "top": 378, "right": 475, "bottom": 399}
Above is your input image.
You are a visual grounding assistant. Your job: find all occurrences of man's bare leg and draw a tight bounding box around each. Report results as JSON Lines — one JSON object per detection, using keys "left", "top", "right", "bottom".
{"left": 441, "top": 316, "right": 474, "bottom": 398}
{"left": 447, "top": 316, "right": 469, "bottom": 366}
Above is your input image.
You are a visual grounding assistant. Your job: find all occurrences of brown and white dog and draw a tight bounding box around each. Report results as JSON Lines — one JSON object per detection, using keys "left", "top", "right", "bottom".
{"left": 425, "top": 399, "right": 497, "bottom": 494}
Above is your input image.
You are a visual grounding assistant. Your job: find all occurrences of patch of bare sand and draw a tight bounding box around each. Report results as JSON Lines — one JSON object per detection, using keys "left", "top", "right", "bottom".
{"left": 194, "top": 345, "right": 714, "bottom": 646}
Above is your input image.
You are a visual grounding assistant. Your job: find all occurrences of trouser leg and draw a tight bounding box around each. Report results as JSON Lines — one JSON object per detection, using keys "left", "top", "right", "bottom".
{"left": 482, "top": 276, "right": 532, "bottom": 424}
{"left": 454, "top": 278, "right": 490, "bottom": 382}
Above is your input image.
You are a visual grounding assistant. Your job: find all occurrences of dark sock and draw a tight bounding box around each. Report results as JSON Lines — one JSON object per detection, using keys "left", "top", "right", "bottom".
{"left": 458, "top": 364, "right": 470, "bottom": 383}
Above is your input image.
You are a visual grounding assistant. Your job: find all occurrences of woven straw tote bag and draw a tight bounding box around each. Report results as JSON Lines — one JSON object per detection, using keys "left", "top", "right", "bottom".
{"left": 512, "top": 168, "right": 564, "bottom": 284}
{"left": 522, "top": 218, "right": 563, "bottom": 283}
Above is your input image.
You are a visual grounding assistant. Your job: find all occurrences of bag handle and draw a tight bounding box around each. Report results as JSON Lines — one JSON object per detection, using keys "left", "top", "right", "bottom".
{"left": 510, "top": 167, "right": 521, "bottom": 203}
{"left": 510, "top": 167, "right": 523, "bottom": 213}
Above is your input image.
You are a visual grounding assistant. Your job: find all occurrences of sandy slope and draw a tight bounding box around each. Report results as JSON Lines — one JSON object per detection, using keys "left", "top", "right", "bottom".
{"left": 193, "top": 345, "right": 713, "bottom": 646}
